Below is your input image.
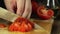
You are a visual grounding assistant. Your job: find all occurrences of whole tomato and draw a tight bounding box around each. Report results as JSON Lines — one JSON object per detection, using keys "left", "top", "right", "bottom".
{"left": 32, "top": 1, "right": 38, "bottom": 12}
{"left": 37, "top": 6, "right": 54, "bottom": 20}
{"left": 9, "top": 18, "right": 34, "bottom": 32}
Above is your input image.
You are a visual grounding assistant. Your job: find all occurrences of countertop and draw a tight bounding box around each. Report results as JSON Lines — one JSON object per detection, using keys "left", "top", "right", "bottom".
{"left": 0, "top": 18, "right": 53, "bottom": 34}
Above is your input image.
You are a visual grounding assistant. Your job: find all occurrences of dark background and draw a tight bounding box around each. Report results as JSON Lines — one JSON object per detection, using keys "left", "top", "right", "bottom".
{"left": 0, "top": 0, "right": 6, "bottom": 9}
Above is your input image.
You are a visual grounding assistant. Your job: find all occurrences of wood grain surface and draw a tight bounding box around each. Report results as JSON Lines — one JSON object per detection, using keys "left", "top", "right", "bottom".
{"left": 0, "top": 18, "right": 54, "bottom": 34}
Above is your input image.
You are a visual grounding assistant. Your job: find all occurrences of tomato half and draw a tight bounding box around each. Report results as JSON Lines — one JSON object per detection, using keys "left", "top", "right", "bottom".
{"left": 37, "top": 6, "right": 54, "bottom": 20}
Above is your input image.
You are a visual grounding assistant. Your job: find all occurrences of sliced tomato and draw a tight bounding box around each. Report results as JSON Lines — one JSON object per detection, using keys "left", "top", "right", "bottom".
{"left": 47, "top": 9, "right": 54, "bottom": 16}
{"left": 9, "top": 17, "right": 34, "bottom": 32}
{"left": 27, "top": 23, "right": 32, "bottom": 31}
{"left": 0, "top": 24, "right": 6, "bottom": 28}
{"left": 37, "top": 6, "right": 54, "bottom": 20}
{"left": 9, "top": 22, "right": 20, "bottom": 31}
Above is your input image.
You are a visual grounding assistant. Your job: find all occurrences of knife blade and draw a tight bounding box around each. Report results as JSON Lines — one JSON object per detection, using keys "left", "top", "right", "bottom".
{"left": 0, "top": 7, "right": 20, "bottom": 22}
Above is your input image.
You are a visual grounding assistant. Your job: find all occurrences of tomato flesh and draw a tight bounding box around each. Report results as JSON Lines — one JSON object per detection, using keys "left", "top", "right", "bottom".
{"left": 0, "top": 24, "right": 6, "bottom": 28}
{"left": 37, "top": 6, "right": 54, "bottom": 20}
{"left": 9, "top": 17, "right": 34, "bottom": 32}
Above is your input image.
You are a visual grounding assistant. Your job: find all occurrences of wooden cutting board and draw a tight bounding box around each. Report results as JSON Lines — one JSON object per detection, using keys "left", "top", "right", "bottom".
{"left": 0, "top": 18, "right": 54, "bottom": 34}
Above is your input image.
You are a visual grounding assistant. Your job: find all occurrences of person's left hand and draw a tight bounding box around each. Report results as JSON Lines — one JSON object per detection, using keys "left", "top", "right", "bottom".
{"left": 4, "top": 0, "right": 32, "bottom": 19}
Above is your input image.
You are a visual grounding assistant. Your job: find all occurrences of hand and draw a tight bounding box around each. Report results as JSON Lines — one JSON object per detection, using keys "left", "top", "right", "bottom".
{"left": 4, "top": 0, "right": 32, "bottom": 19}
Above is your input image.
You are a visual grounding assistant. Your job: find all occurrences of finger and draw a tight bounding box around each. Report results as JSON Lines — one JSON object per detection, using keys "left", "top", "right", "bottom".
{"left": 16, "top": 0, "right": 25, "bottom": 16}
{"left": 4, "top": 0, "right": 16, "bottom": 13}
{"left": 27, "top": 3, "right": 32, "bottom": 19}
{"left": 27, "top": 9, "right": 32, "bottom": 19}
{"left": 22, "top": 0, "right": 32, "bottom": 18}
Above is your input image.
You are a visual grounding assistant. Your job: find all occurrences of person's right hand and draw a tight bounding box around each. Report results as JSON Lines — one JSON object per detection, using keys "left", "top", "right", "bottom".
{"left": 4, "top": 0, "right": 32, "bottom": 19}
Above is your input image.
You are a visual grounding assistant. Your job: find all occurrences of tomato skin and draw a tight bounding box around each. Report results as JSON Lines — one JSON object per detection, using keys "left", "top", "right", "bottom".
{"left": 0, "top": 24, "right": 6, "bottom": 28}
{"left": 9, "top": 22, "right": 20, "bottom": 31}
{"left": 27, "top": 23, "right": 32, "bottom": 31}
{"left": 32, "top": 1, "right": 38, "bottom": 11}
{"left": 9, "top": 18, "right": 34, "bottom": 32}
{"left": 47, "top": 9, "right": 54, "bottom": 16}
{"left": 37, "top": 6, "right": 54, "bottom": 20}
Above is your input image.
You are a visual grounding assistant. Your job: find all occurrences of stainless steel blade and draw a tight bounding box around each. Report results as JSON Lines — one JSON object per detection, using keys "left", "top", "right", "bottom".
{"left": 0, "top": 7, "right": 19, "bottom": 22}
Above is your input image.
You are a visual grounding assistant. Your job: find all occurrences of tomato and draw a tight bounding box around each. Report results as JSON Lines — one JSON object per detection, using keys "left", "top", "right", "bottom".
{"left": 0, "top": 24, "right": 6, "bottom": 28}
{"left": 9, "top": 18, "right": 34, "bottom": 32}
{"left": 32, "top": 1, "right": 38, "bottom": 11}
{"left": 9, "top": 22, "right": 21, "bottom": 31}
{"left": 37, "top": 6, "right": 54, "bottom": 20}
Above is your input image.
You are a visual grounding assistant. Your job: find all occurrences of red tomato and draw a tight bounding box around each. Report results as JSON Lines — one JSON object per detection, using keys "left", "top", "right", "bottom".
{"left": 9, "top": 22, "right": 21, "bottom": 31}
{"left": 37, "top": 6, "right": 54, "bottom": 20}
{"left": 9, "top": 18, "right": 34, "bottom": 32}
{"left": 32, "top": 1, "right": 38, "bottom": 11}
{"left": 27, "top": 23, "right": 32, "bottom": 31}
{"left": 0, "top": 24, "right": 6, "bottom": 28}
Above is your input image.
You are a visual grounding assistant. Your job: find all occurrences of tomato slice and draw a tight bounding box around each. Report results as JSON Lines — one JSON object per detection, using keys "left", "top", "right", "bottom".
{"left": 47, "top": 9, "right": 54, "bottom": 16}
{"left": 37, "top": 6, "right": 54, "bottom": 20}
{"left": 0, "top": 24, "right": 6, "bottom": 28}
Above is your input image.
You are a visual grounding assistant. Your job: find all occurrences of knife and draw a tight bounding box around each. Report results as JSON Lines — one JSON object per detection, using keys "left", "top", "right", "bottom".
{"left": 0, "top": 7, "right": 46, "bottom": 30}
{"left": 0, "top": 7, "right": 20, "bottom": 22}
